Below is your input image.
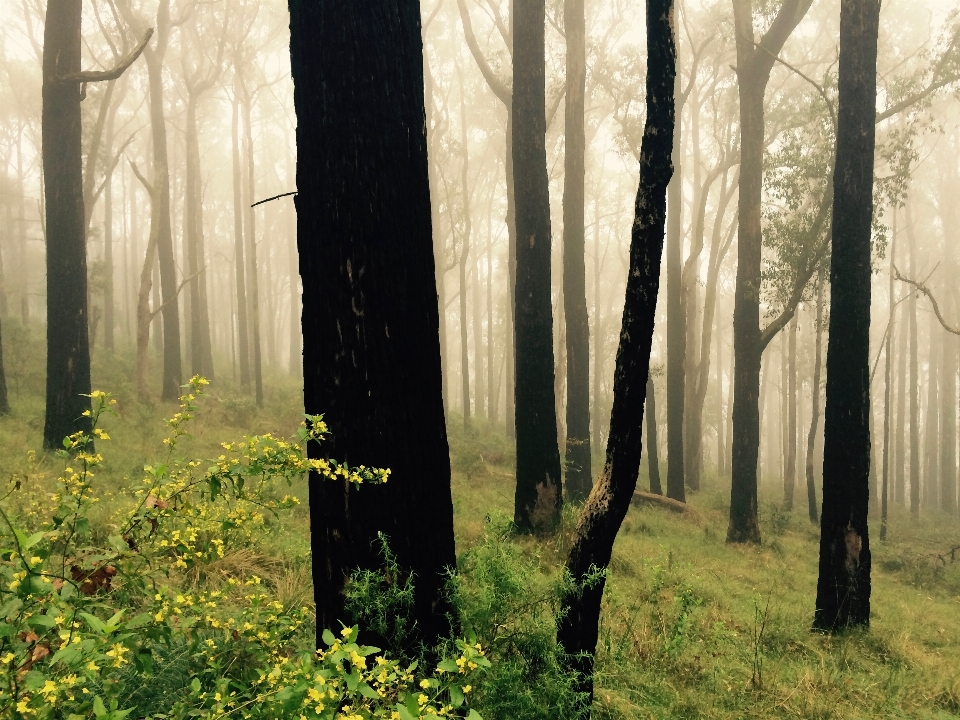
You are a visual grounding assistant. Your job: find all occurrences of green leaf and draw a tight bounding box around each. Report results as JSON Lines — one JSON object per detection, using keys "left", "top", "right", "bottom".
{"left": 345, "top": 668, "right": 360, "bottom": 692}
{"left": 404, "top": 692, "right": 421, "bottom": 718}
{"left": 106, "top": 610, "right": 126, "bottom": 631}
{"left": 63, "top": 436, "right": 72, "bottom": 449}
{"left": 395, "top": 704, "right": 417, "bottom": 720}
{"left": 322, "top": 629, "right": 335, "bottom": 646}
{"left": 93, "top": 696, "right": 108, "bottom": 718}
{"left": 191, "top": 677, "right": 201, "bottom": 693}
{"left": 126, "top": 613, "right": 153, "bottom": 629}
{"left": 467, "top": 710, "right": 483, "bottom": 720}
{"left": 108, "top": 535, "right": 128, "bottom": 554}
{"left": 449, "top": 684, "right": 464, "bottom": 708}
{"left": 358, "top": 683, "right": 379, "bottom": 700}
{"left": 27, "top": 614, "right": 58, "bottom": 630}
{"left": 437, "top": 659, "right": 459, "bottom": 673}
{"left": 80, "top": 612, "right": 106, "bottom": 634}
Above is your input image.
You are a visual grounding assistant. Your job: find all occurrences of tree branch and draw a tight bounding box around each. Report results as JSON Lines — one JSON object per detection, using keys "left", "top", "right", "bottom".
{"left": 457, "top": 0, "right": 511, "bottom": 106}
{"left": 893, "top": 264, "right": 960, "bottom": 335}
{"left": 55, "top": 29, "right": 153, "bottom": 84}
{"left": 129, "top": 160, "right": 155, "bottom": 198}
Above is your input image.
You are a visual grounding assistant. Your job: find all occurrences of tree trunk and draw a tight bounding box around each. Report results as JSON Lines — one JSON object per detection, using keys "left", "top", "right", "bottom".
{"left": 907, "top": 204, "right": 920, "bottom": 517}
{"left": 805, "top": 270, "right": 824, "bottom": 525}
{"left": 16, "top": 127, "right": 29, "bottom": 325}
{"left": 924, "top": 308, "right": 940, "bottom": 510}
{"left": 142, "top": 1, "right": 182, "bottom": 401}
{"left": 0, "top": 317, "right": 9, "bottom": 414}
{"left": 647, "top": 374, "right": 663, "bottom": 495}
{"left": 241, "top": 79, "right": 264, "bottom": 407}
{"left": 232, "top": 86, "right": 251, "bottom": 390}
{"left": 785, "top": 315, "right": 798, "bottom": 509}
{"left": 939, "top": 291, "right": 957, "bottom": 516}
{"left": 459, "top": 81, "right": 472, "bottom": 428}
{"left": 42, "top": 0, "right": 92, "bottom": 448}
{"left": 880, "top": 241, "right": 893, "bottom": 541}
{"left": 666, "top": 61, "right": 685, "bottom": 501}
{"left": 563, "top": 0, "right": 592, "bottom": 501}
{"left": 556, "top": 0, "right": 675, "bottom": 700}
{"left": 512, "top": 0, "right": 562, "bottom": 533}
{"left": 290, "top": 0, "right": 457, "bottom": 649}
{"left": 287, "top": 203, "right": 301, "bottom": 377}
{"left": 728, "top": 0, "right": 811, "bottom": 544}
{"left": 813, "top": 0, "right": 879, "bottom": 632}
{"left": 895, "top": 247, "right": 907, "bottom": 507}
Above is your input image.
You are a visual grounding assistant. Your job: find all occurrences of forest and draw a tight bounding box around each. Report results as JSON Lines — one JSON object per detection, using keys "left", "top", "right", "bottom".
{"left": 1, "top": 0, "right": 960, "bottom": 718}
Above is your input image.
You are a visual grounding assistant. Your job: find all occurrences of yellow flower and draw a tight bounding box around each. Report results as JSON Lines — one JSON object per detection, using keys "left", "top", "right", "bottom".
{"left": 1, "top": 652, "right": 14, "bottom": 664}
{"left": 340, "top": 626, "right": 353, "bottom": 638}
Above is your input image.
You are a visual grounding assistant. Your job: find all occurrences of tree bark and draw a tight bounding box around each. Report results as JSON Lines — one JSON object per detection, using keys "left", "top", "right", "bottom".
{"left": 813, "top": 0, "right": 879, "bottom": 632}
{"left": 880, "top": 237, "right": 894, "bottom": 541}
{"left": 556, "top": 0, "right": 675, "bottom": 700}
{"left": 512, "top": 0, "right": 562, "bottom": 533}
{"left": 563, "top": 0, "right": 592, "bottom": 501}
{"left": 241, "top": 78, "right": 264, "bottom": 408}
{"left": 290, "top": 0, "right": 457, "bottom": 648}
{"left": 906, "top": 204, "right": 920, "bottom": 517}
{"left": 647, "top": 374, "right": 663, "bottom": 494}
{"left": 42, "top": 0, "right": 92, "bottom": 448}
{"left": 458, "top": 77, "right": 472, "bottom": 428}
{"left": 784, "top": 314, "right": 798, "bottom": 509}
{"left": 805, "top": 270, "right": 824, "bottom": 525}
{"left": 939, "top": 291, "right": 957, "bottom": 516}
{"left": 728, "top": 0, "right": 811, "bottom": 544}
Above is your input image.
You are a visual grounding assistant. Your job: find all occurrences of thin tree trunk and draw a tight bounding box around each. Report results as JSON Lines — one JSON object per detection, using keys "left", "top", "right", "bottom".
{"left": 459, "top": 77, "right": 472, "bottom": 428}
{"left": 880, "top": 236, "right": 894, "bottom": 540}
{"left": 563, "top": 0, "right": 592, "bottom": 501}
{"left": 907, "top": 202, "right": 920, "bottom": 517}
{"left": 939, "top": 291, "right": 957, "bottom": 516}
{"left": 512, "top": 0, "right": 562, "bottom": 533}
{"left": 241, "top": 77, "right": 264, "bottom": 407}
{"left": 647, "top": 374, "right": 663, "bottom": 494}
{"left": 231, "top": 86, "right": 251, "bottom": 390}
{"left": 805, "top": 269, "right": 824, "bottom": 525}
{"left": 288, "top": 203, "right": 301, "bottom": 376}
{"left": 16, "top": 127, "right": 29, "bottom": 325}
{"left": 813, "top": 0, "right": 879, "bottom": 632}
{"left": 556, "top": 0, "right": 675, "bottom": 700}
{"left": 290, "top": 0, "right": 457, "bottom": 649}
{"left": 785, "top": 315, "right": 798, "bottom": 509}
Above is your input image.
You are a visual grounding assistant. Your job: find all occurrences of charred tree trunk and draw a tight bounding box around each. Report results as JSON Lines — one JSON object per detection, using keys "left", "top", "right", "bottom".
{"left": 563, "top": 0, "right": 592, "bottom": 501}
{"left": 647, "top": 374, "right": 663, "bottom": 495}
{"left": 805, "top": 270, "right": 824, "bottom": 525}
{"left": 728, "top": 0, "right": 811, "bottom": 544}
{"left": 290, "top": 0, "right": 457, "bottom": 648}
{"left": 813, "top": 0, "right": 879, "bottom": 633}
{"left": 556, "top": 0, "right": 675, "bottom": 700}
{"left": 512, "top": 0, "right": 562, "bottom": 533}
{"left": 42, "top": 0, "right": 92, "bottom": 447}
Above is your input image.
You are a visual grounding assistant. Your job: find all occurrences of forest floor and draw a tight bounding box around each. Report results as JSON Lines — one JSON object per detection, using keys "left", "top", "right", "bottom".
{"left": 2, "top": 330, "right": 959, "bottom": 719}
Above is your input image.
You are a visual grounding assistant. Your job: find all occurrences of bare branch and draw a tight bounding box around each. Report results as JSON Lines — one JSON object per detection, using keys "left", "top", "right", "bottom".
{"left": 893, "top": 264, "right": 960, "bottom": 335}
{"left": 55, "top": 29, "right": 153, "bottom": 84}
{"left": 457, "top": 0, "right": 511, "bottom": 106}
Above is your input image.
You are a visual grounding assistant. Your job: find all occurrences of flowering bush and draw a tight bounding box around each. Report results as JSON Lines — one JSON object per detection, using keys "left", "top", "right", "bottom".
{"left": 0, "top": 378, "right": 487, "bottom": 719}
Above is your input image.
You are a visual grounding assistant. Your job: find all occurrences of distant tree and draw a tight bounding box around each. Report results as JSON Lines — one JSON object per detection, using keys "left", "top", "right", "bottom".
{"left": 804, "top": 268, "right": 824, "bottom": 525}
{"left": 646, "top": 372, "right": 662, "bottom": 495}
{"left": 288, "top": 0, "right": 457, "bottom": 648}
{"left": 512, "top": 0, "right": 562, "bottom": 533}
{"left": 42, "top": 0, "right": 148, "bottom": 448}
{"left": 556, "top": 0, "right": 675, "bottom": 700}
{"left": 813, "top": 0, "right": 880, "bottom": 633}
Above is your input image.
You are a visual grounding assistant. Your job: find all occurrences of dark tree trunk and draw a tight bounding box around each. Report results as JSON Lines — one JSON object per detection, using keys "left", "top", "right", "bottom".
{"left": 805, "top": 270, "right": 824, "bottom": 525}
{"left": 647, "top": 374, "right": 662, "bottom": 495}
{"left": 512, "top": 0, "right": 562, "bottom": 533}
{"left": 728, "top": 0, "right": 811, "bottom": 544}
{"left": 666, "top": 69, "right": 685, "bottom": 501}
{"left": 563, "top": 0, "right": 592, "bottom": 502}
{"left": 231, "top": 88, "right": 251, "bottom": 391}
{"left": 289, "top": 0, "right": 457, "bottom": 648}
{"left": 813, "top": 0, "right": 879, "bottom": 632}
{"left": 0, "top": 317, "right": 9, "bottom": 415}
{"left": 555, "top": 0, "right": 675, "bottom": 701}
{"left": 42, "top": 0, "right": 92, "bottom": 448}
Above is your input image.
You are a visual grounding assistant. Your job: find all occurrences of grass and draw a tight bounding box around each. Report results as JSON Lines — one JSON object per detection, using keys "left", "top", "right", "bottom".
{"left": 2, "top": 331, "right": 959, "bottom": 718}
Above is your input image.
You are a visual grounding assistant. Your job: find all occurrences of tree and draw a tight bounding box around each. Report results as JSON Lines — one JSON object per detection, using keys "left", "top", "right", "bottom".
{"left": 804, "top": 268, "right": 824, "bottom": 525}
{"left": 42, "top": 0, "right": 148, "bottom": 448}
{"left": 289, "top": 0, "right": 457, "bottom": 648}
{"left": 813, "top": 0, "right": 880, "bottom": 633}
{"left": 512, "top": 0, "right": 562, "bottom": 533}
{"left": 556, "top": 0, "right": 675, "bottom": 700}
{"left": 563, "top": 0, "right": 592, "bottom": 502}
{"left": 727, "top": 0, "right": 812, "bottom": 544}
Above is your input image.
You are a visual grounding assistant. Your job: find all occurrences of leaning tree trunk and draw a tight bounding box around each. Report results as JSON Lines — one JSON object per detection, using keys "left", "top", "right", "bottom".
{"left": 813, "top": 0, "right": 880, "bottom": 633}
{"left": 289, "top": 0, "right": 457, "bottom": 649}
{"left": 555, "top": 0, "right": 675, "bottom": 702}
{"left": 42, "top": 0, "right": 92, "bottom": 448}
{"left": 512, "top": 0, "right": 562, "bottom": 533}
{"left": 563, "top": 0, "right": 592, "bottom": 502}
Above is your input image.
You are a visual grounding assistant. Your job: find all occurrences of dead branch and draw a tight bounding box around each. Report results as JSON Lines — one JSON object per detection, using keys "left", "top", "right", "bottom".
{"left": 893, "top": 264, "right": 960, "bottom": 335}
{"left": 55, "top": 29, "right": 153, "bottom": 84}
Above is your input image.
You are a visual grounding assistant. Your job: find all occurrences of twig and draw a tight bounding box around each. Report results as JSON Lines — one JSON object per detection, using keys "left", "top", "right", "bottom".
{"left": 892, "top": 264, "right": 960, "bottom": 335}
{"left": 251, "top": 191, "right": 297, "bottom": 208}
{"left": 54, "top": 29, "right": 153, "bottom": 84}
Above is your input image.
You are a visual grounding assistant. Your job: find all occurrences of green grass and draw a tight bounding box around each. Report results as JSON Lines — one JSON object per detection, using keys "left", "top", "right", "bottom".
{"left": 2, "top": 334, "right": 959, "bottom": 718}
